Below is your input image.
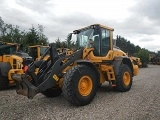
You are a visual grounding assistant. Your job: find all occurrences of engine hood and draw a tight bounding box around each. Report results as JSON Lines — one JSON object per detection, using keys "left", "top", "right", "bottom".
{"left": 14, "top": 52, "right": 32, "bottom": 59}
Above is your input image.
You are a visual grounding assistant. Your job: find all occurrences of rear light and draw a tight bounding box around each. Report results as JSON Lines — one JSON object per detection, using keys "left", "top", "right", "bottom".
{"left": 23, "top": 65, "right": 28, "bottom": 72}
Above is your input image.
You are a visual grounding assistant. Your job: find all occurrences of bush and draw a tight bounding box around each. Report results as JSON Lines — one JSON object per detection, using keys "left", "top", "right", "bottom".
{"left": 136, "top": 49, "right": 149, "bottom": 67}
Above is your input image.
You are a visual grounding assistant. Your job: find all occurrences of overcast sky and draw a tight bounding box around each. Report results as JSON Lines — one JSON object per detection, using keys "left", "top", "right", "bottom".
{"left": 0, "top": 0, "right": 160, "bottom": 52}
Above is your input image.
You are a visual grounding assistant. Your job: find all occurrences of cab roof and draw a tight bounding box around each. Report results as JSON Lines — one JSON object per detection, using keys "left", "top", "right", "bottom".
{"left": 29, "top": 45, "right": 49, "bottom": 48}
{"left": 73, "top": 24, "right": 114, "bottom": 32}
{"left": 0, "top": 41, "right": 19, "bottom": 46}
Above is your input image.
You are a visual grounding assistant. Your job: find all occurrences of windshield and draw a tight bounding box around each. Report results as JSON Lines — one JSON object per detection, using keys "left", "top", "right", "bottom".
{"left": 77, "top": 28, "right": 94, "bottom": 48}
{"left": 28, "top": 47, "right": 37, "bottom": 60}
{"left": 0, "top": 45, "right": 17, "bottom": 55}
{"left": 40, "top": 47, "right": 48, "bottom": 56}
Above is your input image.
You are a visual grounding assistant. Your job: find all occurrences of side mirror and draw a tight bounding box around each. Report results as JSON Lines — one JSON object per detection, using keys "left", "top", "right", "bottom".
{"left": 68, "top": 33, "right": 72, "bottom": 41}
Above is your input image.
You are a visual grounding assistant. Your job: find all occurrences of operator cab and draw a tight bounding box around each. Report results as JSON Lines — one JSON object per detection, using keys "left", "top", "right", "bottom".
{"left": 0, "top": 44, "right": 17, "bottom": 55}
{"left": 0, "top": 42, "right": 19, "bottom": 55}
{"left": 70, "top": 24, "right": 114, "bottom": 57}
{"left": 28, "top": 45, "right": 48, "bottom": 60}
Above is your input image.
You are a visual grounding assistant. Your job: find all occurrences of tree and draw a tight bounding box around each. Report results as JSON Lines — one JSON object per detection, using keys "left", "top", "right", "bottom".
{"left": 24, "top": 25, "right": 49, "bottom": 48}
{"left": 65, "top": 34, "right": 72, "bottom": 49}
{"left": 0, "top": 17, "right": 49, "bottom": 49}
{"left": 136, "top": 48, "right": 149, "bottom": 67}
{"left": 135, "top": 45, "right": 141, "bottom": 53}
{"left": 55, "top": 37, "right": 62, "bottom": 48}
{"left": 0, "top": 17, "right": 5, "bottom": 36}
{"left": 0, "top": 17, "right": 25, "bottom": 43}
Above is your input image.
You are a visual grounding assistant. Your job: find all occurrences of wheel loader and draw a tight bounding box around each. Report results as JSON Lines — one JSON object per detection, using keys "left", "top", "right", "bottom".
{"left": 130, "top": 57, "right": 142, "bottom": 67}
{"left": 12, "top": 24, "right": 138, "bottom": 106}
{"left": 0, "top": 41, "right": 33, "bottom": 90}
{"left": 28, "top": 45, "right": 72, "bottom": 61}
{"left": 28, "top": 45, "right": 49, "bottom": 61}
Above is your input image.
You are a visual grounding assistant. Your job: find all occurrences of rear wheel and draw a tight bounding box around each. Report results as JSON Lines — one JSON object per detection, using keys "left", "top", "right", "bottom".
{"left": 62, "top": 65, "right": 98, "bottom": 106}
{"left": 0, "top": 75, "right": 9, "bottom": 90}
{"left": 42, "top": 87, "right": 62, "bottom": 97}
{"left": 115, "top": 64, "right": 132, "bottom": 92}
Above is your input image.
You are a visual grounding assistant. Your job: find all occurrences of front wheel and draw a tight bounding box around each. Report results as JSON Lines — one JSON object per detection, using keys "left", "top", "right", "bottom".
{"left": 62, "top": 65, "right": 98, "bottom": 106}
{"left": 115, "top": 64, "right": 132, "bottom": 92}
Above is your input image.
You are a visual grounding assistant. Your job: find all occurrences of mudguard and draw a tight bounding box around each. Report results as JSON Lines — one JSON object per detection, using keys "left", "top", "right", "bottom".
{"left": 112, "top": 56, "right": 133, "bottom": 76}
{"left": 0, "top": 62, "right": 12, "bottom": 77}
{"left": 76, "top": 59, "right": 100, "bottom": 81}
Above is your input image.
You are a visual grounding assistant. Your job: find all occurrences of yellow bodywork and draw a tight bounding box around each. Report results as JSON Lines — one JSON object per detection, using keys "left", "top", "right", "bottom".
{"left": 130, "top": 57, "right": 142, "bottom": 67}
{"left": 0, "top": 42, "right": 26, "bottom": 86}
{"left": 57, "top": 47, "right": 138, "bottom": 87}
{"left": 2, "top": 55, "right": 25, "bottom": 85}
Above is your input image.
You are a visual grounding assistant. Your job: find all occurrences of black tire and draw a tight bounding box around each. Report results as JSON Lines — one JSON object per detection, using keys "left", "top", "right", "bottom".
{"left": 115, "top": 64, "right": 132, "bottom": 92}
{"left": 0, "top": 75, "right": 9, "bottom": 90}
{"left": 62, "top": 65, "right": 98, "bottom": 106}
{"left": 98, "top": 83, "right": 102, "bottom": 88}
{"left": 42, "top": 87, "right": 62, "bottom": 97}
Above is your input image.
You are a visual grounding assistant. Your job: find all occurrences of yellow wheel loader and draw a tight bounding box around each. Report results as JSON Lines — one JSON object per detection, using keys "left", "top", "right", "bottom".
{"left": 0, "top": 41, "right": 33, "bottom": 90}
{"left": 28, "top": 45, "right": 72, "bottom": 61}
{"left": 129, "top": 57, "right": 142, "bottom": 67}
{"left": 28, "top": 45, "right": 49, "bottom": 61}
{"left": 12, "top": 24, "right": 138, "bottom": 106}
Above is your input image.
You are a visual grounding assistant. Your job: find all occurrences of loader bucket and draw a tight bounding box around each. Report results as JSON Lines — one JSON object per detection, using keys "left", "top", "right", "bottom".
{"left": 12, "top": 74, "right": 39, "bottom": 99}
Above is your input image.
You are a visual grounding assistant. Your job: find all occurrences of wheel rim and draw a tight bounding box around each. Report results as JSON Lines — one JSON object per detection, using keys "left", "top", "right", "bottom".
{"left": 123, "top": 72, "right": 130, "bottom": 86}
{"left": 78, "top": 76, "right": 93, "bottom": 96}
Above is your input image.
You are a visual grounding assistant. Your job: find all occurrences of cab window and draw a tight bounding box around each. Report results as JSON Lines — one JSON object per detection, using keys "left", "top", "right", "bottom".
{"left": 40, "top": 47, "right": 48, "bottom": 56}
{"left": 28, "top": 48, "right": 38, "bottom": 60}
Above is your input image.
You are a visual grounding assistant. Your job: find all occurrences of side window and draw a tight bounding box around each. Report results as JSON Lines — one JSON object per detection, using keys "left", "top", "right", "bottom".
{"left": 10, "top": 46, "right": 17, "bottom": 54}
{"left": 29, "top": 48, "right": 38, "bottom": 60}
{"left": 40, "top": 47, "right": 47, "bottom": 56}
{"left": 101, "top": 29, "right": 110, "bottom": 56}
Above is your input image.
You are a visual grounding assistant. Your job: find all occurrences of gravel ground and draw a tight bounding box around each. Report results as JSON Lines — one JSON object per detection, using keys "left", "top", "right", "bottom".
{"left": 0, "top": 64, "right": 160, "bottom": 120}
